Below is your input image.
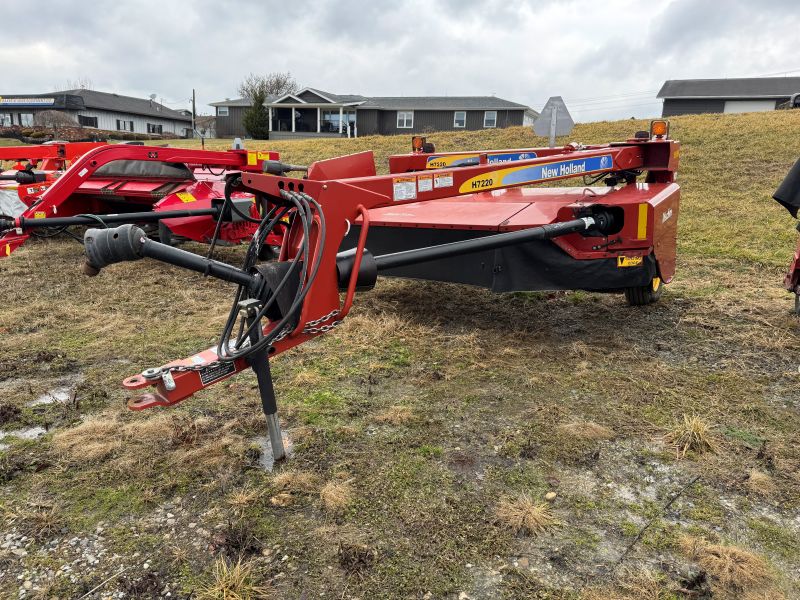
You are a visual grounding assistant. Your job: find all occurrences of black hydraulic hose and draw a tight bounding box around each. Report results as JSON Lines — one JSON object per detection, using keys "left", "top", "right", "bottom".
{"left": 374, "top": 216, "right": 600, "bottom": 271}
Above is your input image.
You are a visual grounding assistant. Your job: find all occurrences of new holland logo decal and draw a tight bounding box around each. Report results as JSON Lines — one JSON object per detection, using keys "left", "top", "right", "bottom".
{"left": 458, "top": 154, "right": 614, "bottom": 193}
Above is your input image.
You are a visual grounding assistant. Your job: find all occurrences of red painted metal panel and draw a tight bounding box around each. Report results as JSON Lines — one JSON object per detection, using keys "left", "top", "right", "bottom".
{"left": 362, "top": 201, "right": 530, "bottom": 230}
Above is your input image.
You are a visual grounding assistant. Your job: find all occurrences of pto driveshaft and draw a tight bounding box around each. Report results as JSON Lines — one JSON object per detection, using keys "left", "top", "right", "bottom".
{"left": 2, "top": 207, "right": 220, "bottom": 233}
{"left": 372, "top": 214, "right": 610, "bottom": 271}
{"left": 82, "top": 211, "right": 613, "bottom": 289}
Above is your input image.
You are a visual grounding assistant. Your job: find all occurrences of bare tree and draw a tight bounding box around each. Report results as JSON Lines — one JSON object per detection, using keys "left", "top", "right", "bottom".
{"left": 56, "top": 77, "right": 94, "bottom": 91}
{"left": 237, "top": 72, "right": 298, "bottom": 103}
{"left": 33, "top": 110, "right": 77, "bottom": 136}
{"left": 236, "top": 72, "right": 298, "bottom": 139}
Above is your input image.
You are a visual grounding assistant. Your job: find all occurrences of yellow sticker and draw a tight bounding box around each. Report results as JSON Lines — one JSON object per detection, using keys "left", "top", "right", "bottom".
{"left": 33, "top": 211, "right": 46, "bottom": 219}
{"left": 257, "top": 151, "right": 271, "bottom": 160}
{"left": 247, "top": 151, "right": 257, "bottom": 166}
{"left": 176, "top": 192, "right": 196, "bottom": 203}
{"left": 637, "top": 203, "right": 648, "bottom": 240}
{"left": 617, "top": 256, "right": 643, "bottom": 267}
{"left": 426, "top": 153, "right": 479, "bottom": 169}
{"left": 5, "top": 244, "right": 9, "bottom": 256}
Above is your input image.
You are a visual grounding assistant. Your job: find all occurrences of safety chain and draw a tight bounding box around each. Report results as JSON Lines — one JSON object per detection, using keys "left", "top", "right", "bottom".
{"left": 150, "top": 312, "right": 341, "bottom": 377}
{"left": 302, "top": 309, "right": 341, "bottom": 334}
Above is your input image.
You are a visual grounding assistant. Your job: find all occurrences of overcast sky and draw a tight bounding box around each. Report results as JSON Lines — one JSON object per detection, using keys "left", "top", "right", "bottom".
{"left": 2, "top": 0, "right": 799, "bottom": 122}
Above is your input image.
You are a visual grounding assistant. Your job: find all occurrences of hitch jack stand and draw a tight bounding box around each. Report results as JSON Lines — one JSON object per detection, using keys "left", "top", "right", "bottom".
{"left": 243, "top": 304, "right": 286, "bottom": 462}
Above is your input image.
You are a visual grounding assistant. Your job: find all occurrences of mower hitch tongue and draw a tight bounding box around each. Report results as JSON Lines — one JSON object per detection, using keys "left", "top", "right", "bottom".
{"left": 81, "top": 124, "right": 681, "bottom": 462}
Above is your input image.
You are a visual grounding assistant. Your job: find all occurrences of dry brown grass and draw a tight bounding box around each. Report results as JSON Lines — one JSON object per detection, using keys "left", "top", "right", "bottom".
{"left": 496, "top": 494, "right": 560, "bottom": 535}
{"left": 583, "top": 567, "right": 672, "bottom": 600}
{"left": 272, "top": 470, "right": 319, "bottom": 493}
{"left": 52, "top": 412, "right": 247, "bottom": 478}
{"left": 557, "top": 421, "right": 615, "bottom": 441}
{"left": 372, "top": 405, "right": 415, "bottom": 425}
{"left": 680, "top": 536, "right": 771, "bottom": 592}
{"left": 52, "top": 415, "right": 122, "bottom": 462}
{"left": 745, "top": 469, "right": 777, "bottom": 497}
{"left": 5, "top": 503, "right": 62, "bottom": 540}
{"left": 269, "top": 492, "right": 293, "bottom": 507}
{"left": 195, "top": 556, "right": 270, "bottom": 600}
{"left": 664, "top": 414, "right": 718, "bottom": 458}
{"left": 320, "top": 480, "right": 354, "bottom": 513}
{"left": 226, "top": 488, "right": 262, "bottom": 515}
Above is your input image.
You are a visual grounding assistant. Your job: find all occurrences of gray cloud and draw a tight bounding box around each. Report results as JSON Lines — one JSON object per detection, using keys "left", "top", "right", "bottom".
{"left": 1, "top": 0, "right": 798, "bottom": 121}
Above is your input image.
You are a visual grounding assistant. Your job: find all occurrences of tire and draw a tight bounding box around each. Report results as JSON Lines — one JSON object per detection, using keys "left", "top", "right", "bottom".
{"left": 794, "top": 293, "right": 800, "bottom": 316}
{"left": 624, "top": 276, "right": 664, "bottom": 306}
{"left": 158, "top": 221, "right": 176, "bottom": 246}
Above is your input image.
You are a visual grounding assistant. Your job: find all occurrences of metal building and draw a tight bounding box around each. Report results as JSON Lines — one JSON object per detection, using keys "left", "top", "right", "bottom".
{"left": 658, "top": 77, "right": 800, "bottom": 116}
{"left": 0, "top": 89, "right": 192, "bottom": 136}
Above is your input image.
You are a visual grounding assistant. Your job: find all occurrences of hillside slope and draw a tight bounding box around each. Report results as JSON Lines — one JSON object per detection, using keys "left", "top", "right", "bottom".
{"left": 1, "top": 111, "right": 799, "bottom": 599}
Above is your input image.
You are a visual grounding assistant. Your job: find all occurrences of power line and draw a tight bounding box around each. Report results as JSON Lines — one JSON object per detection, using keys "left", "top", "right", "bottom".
{"left": 528, "top": 89, "right": 659, "bottom": 107}
{"left": 573, "top": 101, "right": 663, "bottom": 114}
{"left": 568, "top": 94, "right": 661, "bottom": 108}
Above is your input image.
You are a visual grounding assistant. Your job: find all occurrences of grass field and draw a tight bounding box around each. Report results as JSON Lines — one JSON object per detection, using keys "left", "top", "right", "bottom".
{"left": 1, "top": 110, "right": 800, "bottom": 599}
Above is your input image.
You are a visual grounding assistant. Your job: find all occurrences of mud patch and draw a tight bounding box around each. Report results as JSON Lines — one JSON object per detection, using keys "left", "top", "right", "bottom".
{"left": 0, "top": 402, "right": 22, "bottom": 425}
{"left": 250, "top": 431, "right": 293, "bottom": 472}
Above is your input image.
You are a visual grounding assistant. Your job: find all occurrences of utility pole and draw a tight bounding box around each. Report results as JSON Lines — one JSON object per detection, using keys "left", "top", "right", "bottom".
{"left": 192, "top": 89, "right": 196, "bottom": 139}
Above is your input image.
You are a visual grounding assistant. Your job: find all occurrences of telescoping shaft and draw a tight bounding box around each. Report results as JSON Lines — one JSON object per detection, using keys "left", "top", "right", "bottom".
{"left": 373, "top": 215, "right": 608, "bottom": 271}
{"left": 2, "top": 207, "right": 220, "bottom": 233}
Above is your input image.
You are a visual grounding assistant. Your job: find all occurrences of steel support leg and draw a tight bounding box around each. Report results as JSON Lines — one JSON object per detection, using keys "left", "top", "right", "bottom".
{"left": 245, "top": 312, "right": 286, "bottom": 461}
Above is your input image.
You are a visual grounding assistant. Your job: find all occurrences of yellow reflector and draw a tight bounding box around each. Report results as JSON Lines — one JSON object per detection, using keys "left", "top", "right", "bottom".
{"left": 637, "top": 204, "right": 648, "bottom": 239}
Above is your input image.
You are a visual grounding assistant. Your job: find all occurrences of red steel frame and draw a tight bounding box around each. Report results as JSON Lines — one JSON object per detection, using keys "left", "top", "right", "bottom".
{"left": 0, "top": 145, "right": 279, "bottom": 257}
{"left": 119, "top": 136, "right": 680, "bottom": 410}
{"left": 0, "top": 141, "right": 104, "bottom": 171}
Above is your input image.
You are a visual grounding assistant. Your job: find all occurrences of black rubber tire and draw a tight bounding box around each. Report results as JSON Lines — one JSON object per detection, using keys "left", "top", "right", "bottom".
{"left": 157, "top": 221, "right": 176, "bottom": 247}
{"left": 794, "top": 293, "right": 800, "bottom": 315}
{"left": 624, "top": 277, "right": 664, "bottom": 306}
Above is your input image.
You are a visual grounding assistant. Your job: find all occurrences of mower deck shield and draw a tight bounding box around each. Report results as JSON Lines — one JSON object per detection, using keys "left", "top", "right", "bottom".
{"left": 343, "top": 182, "right": 679, "bottom": 292}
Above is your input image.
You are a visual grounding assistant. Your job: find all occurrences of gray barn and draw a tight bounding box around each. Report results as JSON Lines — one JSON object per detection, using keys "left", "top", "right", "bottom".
{"left": 658, "top": 77, "right": 800, "bottom": 116}
{"left": 211, "top": 88, "right": 537, "bottom": 139}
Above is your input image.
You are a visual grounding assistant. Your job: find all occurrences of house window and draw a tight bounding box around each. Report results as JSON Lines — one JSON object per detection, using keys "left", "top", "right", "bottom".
{"left": 19, "top": 113, "right": 33, "bottom": 127}
{"left": 147, "top": 123, "right": 163, "bottom": 134}
{"left": 454, "top": 111, "right": 466, "bottom": 128}
{"left": 483, "top": 111, "right": 497, "bottom": 128}
{"left": 321, "top": 110, "right": 356, "bottom": 132}
{"left": 0, "top": 113, "right": 12, "bottom": 127}
{"left": 116, "top": 119, "right": 134, "bottom": 132}
{"left": 78, "top": 115, "right": 98, "bottom": 128}
{"left": 397, "top": 111, "right": 413, "bottom": 129}
{"left": 218, "top": 106, "right": 229, "bottom": 117}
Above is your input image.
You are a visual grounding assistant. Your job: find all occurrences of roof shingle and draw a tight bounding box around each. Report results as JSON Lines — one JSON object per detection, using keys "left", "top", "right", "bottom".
{"left": 657, "top": 77, "right": 800, "bottom": 99}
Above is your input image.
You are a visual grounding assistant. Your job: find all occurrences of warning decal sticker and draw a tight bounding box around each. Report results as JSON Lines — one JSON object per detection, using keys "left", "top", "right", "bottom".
{"left": 176, "top": 192, "right": 196, "bottom": 203}
{"left": 617, "top": 256, "right": 643, "bottom": 268}
{"left": 199, "top": 361, "right": 236, "bottom": 386}
{"left": 392, "top": 177, "right": 417, "bottom": 201}
{"left": 417, "top": 174, "right": 433, "bottom": 193}
{"left": 433, "top": 172, "right": 453, "bottom": 188}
